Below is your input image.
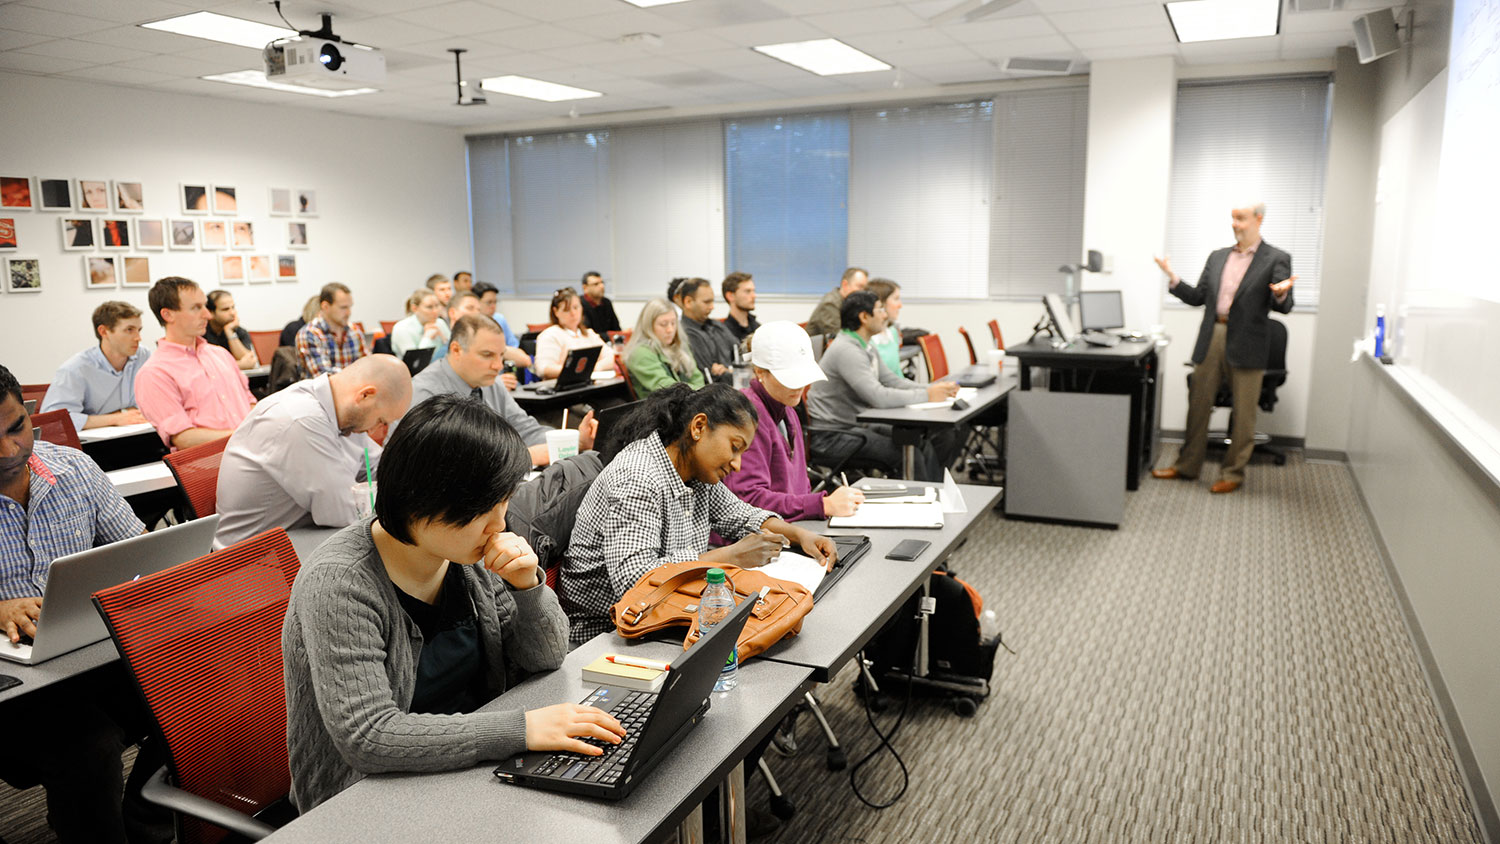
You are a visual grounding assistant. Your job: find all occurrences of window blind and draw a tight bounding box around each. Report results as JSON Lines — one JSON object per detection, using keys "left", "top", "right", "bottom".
{"left": 989, "top": 85, "right": 1090, "bottom": 300}
{"left": 508, "top": 130, "right": 612, "bottom": 298}
{"left": 467, "top": 135, "right": 514, "bottom": 294}
{"left": 610, "top": 121, "right": 725, "bottom": 301}
{"left": 1165, "top": 76, "right": 1331, "bottom": 310}
{"left": 725, "top": 113, "right": 850, "bottom": 296}
{"left": 849, "top": 101, "right": 994, "bottom": 299}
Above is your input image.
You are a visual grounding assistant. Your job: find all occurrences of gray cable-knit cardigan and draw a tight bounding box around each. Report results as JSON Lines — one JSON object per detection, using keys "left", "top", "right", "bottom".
{"left": 282, "top": 519, "right": 570, "bottom": 812}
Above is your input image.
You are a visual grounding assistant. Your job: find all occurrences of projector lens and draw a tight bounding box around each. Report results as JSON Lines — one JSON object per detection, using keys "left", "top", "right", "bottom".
{"left": 319, "top": 43, "right": 344, "bottom": 71}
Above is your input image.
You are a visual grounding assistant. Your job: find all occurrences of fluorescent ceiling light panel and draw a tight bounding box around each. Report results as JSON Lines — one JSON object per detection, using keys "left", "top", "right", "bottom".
{"left": 141, "top": 11, "right": 296, "bottom": 49}
{"left": 753, "top": 38, "right": 891, "bottom": 76}
{"left": 480, "top": 75, "right": 602, "bottom": 102}
{"left": 202, "top": 70, "right": 378, "bottom": 98}
{"left": 1164, "top": 0, "right": 1280, "bottom": 43}
{"left": 620, "top": 0, "right": 694, "bottom": 6}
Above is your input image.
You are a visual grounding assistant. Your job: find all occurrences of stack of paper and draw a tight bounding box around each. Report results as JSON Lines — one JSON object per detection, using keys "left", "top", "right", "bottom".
{"left": 759, "top": 550, "right": 827, "bottom": 593}
{"left": 830, "top": 500, "right": 945, "bottom": 529}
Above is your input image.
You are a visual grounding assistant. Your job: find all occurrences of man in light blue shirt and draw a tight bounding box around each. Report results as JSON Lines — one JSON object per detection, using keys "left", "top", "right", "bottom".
{"left": 40, "top": 301, "right": 151, "bottom": 431}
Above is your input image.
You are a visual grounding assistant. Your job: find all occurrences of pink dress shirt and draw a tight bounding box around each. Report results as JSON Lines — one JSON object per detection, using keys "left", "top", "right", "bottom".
{"left": 134, "top": 337, "right": 256, "bottom": 447}
{"left": 1215, "top": 240, "right": 1259, "bottom": 315}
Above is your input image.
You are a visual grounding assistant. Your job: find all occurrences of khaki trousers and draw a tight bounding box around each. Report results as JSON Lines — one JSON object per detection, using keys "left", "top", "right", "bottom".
{"left": 1174, "top": 321, "right": 1264, "bottom": 483}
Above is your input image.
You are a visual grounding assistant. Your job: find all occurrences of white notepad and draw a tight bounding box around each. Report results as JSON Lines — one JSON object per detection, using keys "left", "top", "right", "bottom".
{"left": 759, "top": 550, "right": 827, "bottom": 594}
{"left": 829, "top": 500, "right": 945, "bottom": 529}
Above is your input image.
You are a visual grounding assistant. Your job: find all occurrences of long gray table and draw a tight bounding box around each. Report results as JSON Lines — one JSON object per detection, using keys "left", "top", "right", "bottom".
{"left": 855, "top": 375, "right": 1015, "bottom": 478}
{"left": 262, "top": 634, "right": 813, "bottom": 844}
{"left": 759, "top": 483, "right": 1002, "bottom": 682}
{"left": 0, "top": 639, "right": 119, "bottom": 705}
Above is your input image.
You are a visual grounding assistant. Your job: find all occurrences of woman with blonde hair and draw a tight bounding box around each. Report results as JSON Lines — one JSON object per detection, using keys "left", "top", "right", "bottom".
{"left": 623, "top": 297, "right": 704, "bottom": 398}
{"left": 390, "top": 288, "right": 450, "bottom": 362}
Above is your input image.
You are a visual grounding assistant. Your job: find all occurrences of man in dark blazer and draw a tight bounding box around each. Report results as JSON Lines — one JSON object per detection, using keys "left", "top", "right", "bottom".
{"left": 1152, "top": 202, "right": 1296, "bottom": 493}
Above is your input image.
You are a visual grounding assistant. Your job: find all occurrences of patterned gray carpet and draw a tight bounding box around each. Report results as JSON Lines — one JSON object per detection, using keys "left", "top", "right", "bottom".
{"left": 0, "top": 451, "right": 1482, "bottom": 843}
{"left": 749, "top": 450, "right": 1484, "bottom": 844}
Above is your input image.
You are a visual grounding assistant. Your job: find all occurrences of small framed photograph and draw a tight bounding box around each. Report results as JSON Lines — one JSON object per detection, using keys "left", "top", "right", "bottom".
{"left": 231, "top": 219, "right": 254, "bottom": 250}
{"left": 100, "top": 219, "right": 131, "bottom": 249}
{"left": 77, "top": 179, "right": 110, "bottom": 212}
{"left": 38, "top": 178, "right": 72, "bottom": 210}
{"left": 134, "top": 218, "right": 165, "bottom": 250}
{"left": 248, "top": 254, "right": 273, "bottom": 283}
{"left": 121, "top": 255, "right": 152, "bottom": 287}
{"left": 296, "top": 188, "right": 318, "bottom": 217}
{"left": 2, "top": 176, "right": 34, "bottom": 211}
{"left": 181, "top": 183, "right": 209, "bottom": 214}
{"left": 169, "top": 218, "right": 196, "bottom": 250}
{"left": 288, "top": 221, "right": 308, "bottom": 249}
{"left": 60, "top": 217, "right": 96, "bottom": 250}
{"left": 276, "top": 253, "right": 297, "bottom": 281}
{"left": 212, "top": 185, "right": 237, "bottom": 215}
{"left": 113, "top": 180, "right": 144, "bottom": 212}
{"left": 7, "top": 257, "right": 42, "bottom": 293}
{"left": 219, "top": 254, "right": 245, "bottom": 284}
{"left": 269, "top": 187, "right": 292, "bottom": 216}
{"left": 85, "top": 255, "right": 118, "bottom": 289}
{"left": 201, "top": 220, "right": 227, "bottom": 250}
{"left": 0, "top": 218, "right": 16, "bottom": 251}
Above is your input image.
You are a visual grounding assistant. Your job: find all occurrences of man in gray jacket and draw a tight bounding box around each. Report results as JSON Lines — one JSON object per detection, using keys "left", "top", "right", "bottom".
{"left": 805, "top": 291, "right": 959, "bottom": 480}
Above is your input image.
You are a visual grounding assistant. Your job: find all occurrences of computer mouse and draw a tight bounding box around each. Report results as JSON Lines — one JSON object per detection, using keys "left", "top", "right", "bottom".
{"left": 951, "top": 398, "right": 970, "bottom": 410}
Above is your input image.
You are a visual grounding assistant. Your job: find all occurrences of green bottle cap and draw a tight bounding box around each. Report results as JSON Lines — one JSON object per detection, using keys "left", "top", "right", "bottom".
{"left": 705, "top": 568, "right": 726, "bottom": 584}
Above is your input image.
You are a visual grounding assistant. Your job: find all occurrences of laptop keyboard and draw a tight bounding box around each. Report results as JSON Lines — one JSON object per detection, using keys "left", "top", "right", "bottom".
{"left": 532, "top": 688, "right": 653, "bottom": 786}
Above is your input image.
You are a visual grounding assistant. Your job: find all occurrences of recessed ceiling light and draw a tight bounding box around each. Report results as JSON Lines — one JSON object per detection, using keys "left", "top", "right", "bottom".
{"left": 619, "top": 0, "right": 694, "bottom": 6}
{"left": 479, "top": 75, "right": 602, "bottom": 102}
{"left": 141, "top": 11, "right": 296, "bottom": 49}
{"left": 1164, "top": 0, "right": 1280, "bottom": 43}
{"left": 752, "top": 38, "right": 891, "bottom": 76}
{"left": 202, "top": 70, "right": 378, "bottom": 98}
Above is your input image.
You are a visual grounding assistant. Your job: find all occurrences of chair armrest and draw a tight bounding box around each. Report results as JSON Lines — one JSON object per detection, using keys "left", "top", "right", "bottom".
{"left": 141, "top": 764, "right": 277, "bottom": 840}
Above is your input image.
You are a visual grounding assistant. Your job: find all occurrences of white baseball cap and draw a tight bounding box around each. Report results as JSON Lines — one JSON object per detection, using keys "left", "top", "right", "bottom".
{"left": 749, "top": 321, "right": 827, "bottom": 390}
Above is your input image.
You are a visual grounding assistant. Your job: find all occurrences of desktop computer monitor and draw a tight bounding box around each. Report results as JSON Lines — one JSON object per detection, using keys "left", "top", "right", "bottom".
{"left": 1079, "top": 290, "right": 1125, "bottom": 332}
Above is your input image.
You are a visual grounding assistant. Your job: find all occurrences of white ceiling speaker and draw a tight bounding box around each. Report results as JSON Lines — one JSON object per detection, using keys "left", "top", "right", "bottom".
{"left": 1353, "top": 8, "right": 1403, "bottom": 64}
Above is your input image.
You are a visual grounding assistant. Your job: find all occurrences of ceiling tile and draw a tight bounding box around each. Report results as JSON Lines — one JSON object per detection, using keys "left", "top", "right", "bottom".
{"left": 473, "top": 50, "right": 574, "bottom": 74}
{"left": 882, "top": 43, "right": 981, "bottom": 67}
{"left": 0, "top": 50, "right": 93, "bottom": 73}
{"left": 904, "top": 59, "right": 1005, "bottom": 84}
{"left": 1280, "top": 9, "right": 1364, "bottom": 34}
{"left": 176, "top": 43, "right": 266, "bottom": 65}
{"left": 563, "top": 9, "right": 694, "bottom": 39}
{"left": 58, "top": 64, "right": 177, "bottom": 85}
{"left": 69, "top": 24, "right": 198, "bottom": 53}
{"left": 339, "top": 16, "right": 452, "bottom": 47}
{"left": 17, "top": 38, "right": 154, "bottom": 64}
{"left": 399, "top": 38, "right": 517, "bottom": 63}
{"left": 537, "top": 39, "right": 645, "bottom": 65}
{"left": 1047, "top": 4, "right": 1164, "bottom": 33}
{"left": 111, "top": 52, "right": 246, "bottom": 77}
{"left": 19, "top": 0, "right": 193, "bottom": 25}
{"left": 1030, "top": 0, "right": 1153, "bottom": 8}
{"left": 593, "top": 55, "right": 703, "bottom": 78}
{"left": 651, "top": 0, "right": 791, "bottom": 28}
{"left": 1280, "top": 44, "right": 1340, "bottom": 60}
{"left": 763, "top": 0, "right": 891, "bottom": 12}
{"left": 672, "top": 46, "right": 775, "bottom": 69}
{"left": 965, "top": 34, "right": 1074, "bottom": 58}
{"left": 1066, "top": 24, "right": 1174, "bottom": 49}
{"left": 0, "top": 5, "right": 117, "bottom": 38}
{"left": 940, "top": 14, "right": 1057, "bottom": 44}
{"left": 805, "top": 6, "right": 930, "bottom": 37}
{"left": 479, "top": 23, "right": 598, "bottom": 51}
{"left": 482, "top": 0, "right": 624, "bottom": 23}
{"left": 703, "top": 18, "right": 828, "bottom": 47}
{"left": 0, "top": 27, "right": 54, "bottom": 51}
{"left": 1077, "top": 44, "right": 1171, "bottom": 61}
{"left": 391, "top": 1, "right": 533, "bottom": 36}
{"left": 841, "top": 27, "right": 956, "bottom": 52}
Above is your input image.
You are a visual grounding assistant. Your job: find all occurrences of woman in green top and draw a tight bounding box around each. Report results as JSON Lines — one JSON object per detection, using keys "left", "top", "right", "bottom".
{"left": 623, "top": 297, "right": 705, "bottom": 398}
{"left": 866, "top": 278, "right": 909, "bottom": 380}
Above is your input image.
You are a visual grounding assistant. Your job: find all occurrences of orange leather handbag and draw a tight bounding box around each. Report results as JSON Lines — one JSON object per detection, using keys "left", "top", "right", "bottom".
{"left": 610, "top": 562, "right": 814, "bottom": 659}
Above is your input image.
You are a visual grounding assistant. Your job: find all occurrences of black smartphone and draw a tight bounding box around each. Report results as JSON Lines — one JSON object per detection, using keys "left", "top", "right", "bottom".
{"left": 885, "top": 539, "right": 931, "bottom": 561}
{"left": 0, "top": 674, "right": 21, "bottom": 694}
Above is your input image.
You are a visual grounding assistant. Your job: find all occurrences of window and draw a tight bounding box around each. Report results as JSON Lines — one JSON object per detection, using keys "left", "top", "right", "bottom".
{"left": 508, "top": 131, "right": 611, "bottom": 297}
{"left": 610, "top": 121, "right": 725, "bottom": 300}
{"left": 724, "top": 113, "right": 849, "bottom": 296}
{"left": 1165, "top": 76, "right": 1331, "bottom": 309}
{"left": 467, "top": 134, "right": 513, "bottom": 294}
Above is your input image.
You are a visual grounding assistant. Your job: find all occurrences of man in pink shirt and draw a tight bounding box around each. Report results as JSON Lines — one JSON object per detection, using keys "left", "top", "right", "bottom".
{"left": 134, "top": 277, "right": 256, "bottom": 449}
{"left": 1152, "top": 202, "right": 1296, "bottom": 493}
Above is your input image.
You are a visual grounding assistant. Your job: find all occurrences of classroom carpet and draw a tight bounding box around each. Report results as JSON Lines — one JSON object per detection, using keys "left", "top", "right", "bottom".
{"left": 749, "top": 449, "right": 1484, "bottom": 844}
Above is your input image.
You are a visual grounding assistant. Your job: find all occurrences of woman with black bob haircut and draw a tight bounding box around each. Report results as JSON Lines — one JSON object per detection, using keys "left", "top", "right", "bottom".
{"left": 562, "top": 382, "right": 837, "bottom": 646}
{"left": 282, "top": 394, "right": 625, "bottom": 813}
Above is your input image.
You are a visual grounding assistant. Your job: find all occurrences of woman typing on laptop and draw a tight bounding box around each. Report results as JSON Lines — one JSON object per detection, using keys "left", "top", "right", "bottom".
{"left": 282, "top": 394, "right": 625, "bottom": 812}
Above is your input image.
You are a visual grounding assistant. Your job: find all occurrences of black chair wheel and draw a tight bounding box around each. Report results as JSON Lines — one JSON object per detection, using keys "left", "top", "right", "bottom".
{"left": 769, "top": 794, "right": 797, "bottom": 820}
{"left": 1274, "top": 454, "right": 1287, "bottom": 465}
{"left": 826, "top": 747, "right": 848, "bottom": 771}
{"left": 953, "top": 697, "right": 979, "bottom": 717}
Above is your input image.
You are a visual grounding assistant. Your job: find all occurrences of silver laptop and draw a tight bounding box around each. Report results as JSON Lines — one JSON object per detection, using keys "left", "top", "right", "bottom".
{"left": 0, "top": 515, "right": 219, "bottom": 665}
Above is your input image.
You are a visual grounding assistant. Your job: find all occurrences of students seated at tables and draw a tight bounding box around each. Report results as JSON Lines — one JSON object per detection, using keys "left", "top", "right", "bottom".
{"left": 805, "top": 291, "right": 959, "bottom": 482}
{"left": 214, "top": 355, "right": 412, "bottom": 549}
{"left": 134, "top": 276, "right": 256, "bottom": 449}
{"left": 282, "top": 394, "right": 622, "bottom": 813}
{"left": 560, "top": 381, "right": 836, "bottom": 646}
{"left": 391, "top": 288, "right": 450, "bottom": 363}
{"left": 448, "top": 289, "right": 481, "bottom": 324}
{"left": 533, "top": 287, "right": 615, "bottom": 380}
{"left": 723, "top": 322, "right": 864, "bottom": 521}
{"left": 408, "top": 315, "right": 595, "bottom": 466}
{"left": 623, "top": 298, "right": 704, "bottom": 399}
{"left": 296, "top": 282, "right": 368, "bottom": 377}
{"left": 280, "top": 294, "right": 321, "bottom": 349}
{"left": 472, "top": 282, "right": 532, "bottom": 374}
{"left": 579, "top": 271, "right": 620, "bottom": 334}
{"left": 204, "top": 289, "right": 259, "bottom": 370}
{"left": 426, "top": 273, "right": 454, "bottom": 314}
{"left": 41, "top": 300, "right": 150, "bottom": 431}
{"left": 0, "top": 364, "right": 149, "bottom": 844}
{"left": 677, "top": 277, "right": 737, "bottom": 384}
{"left": 720, "top": 271, "right": 760, "bottom": 343}
{"left": 865, "top": 278, "right": 909, "bottom": 380}
{"left": 805, "top": 266, "right": 868, "bottom": 338}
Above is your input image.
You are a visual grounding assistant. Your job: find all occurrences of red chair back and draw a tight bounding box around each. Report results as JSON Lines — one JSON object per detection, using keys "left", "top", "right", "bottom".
{"left": 380, "top": 320, "right": 396, "bottom": 335}
{"left": 957, "top": 326, "right": 978, "bottom": 366}
{"left": 21, "top": 383, "right": 49, "bottom": 409}
{"left": 606, "top": 330, "right": 631, "bottom": 344}
{"left": 527, "top": 322, "right": 551, "bottom": 334}
{"left": 93, "top": 528, "right": 299, "bottom": 844}
{"left": 248, "top": 330, "right": 281, "bottom": 365}
{"left": 30, "top": 409, "right": 82, "bottom": 450}
{"left": 163, "top": 437, "right": 229, "bottom": 519}
{"left": 987, "top": 319, "right": 1005, "bottom": 351}
{"left": 917, "top": 334, "right": 949, "bottom": 382}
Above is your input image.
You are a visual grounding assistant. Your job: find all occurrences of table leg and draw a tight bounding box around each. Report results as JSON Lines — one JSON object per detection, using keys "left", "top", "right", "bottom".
{"left": 677, "top": 803, "right": 704, "bottom": 844}
{"left": 719, "top": 761, "right": 746, "bottom": 844}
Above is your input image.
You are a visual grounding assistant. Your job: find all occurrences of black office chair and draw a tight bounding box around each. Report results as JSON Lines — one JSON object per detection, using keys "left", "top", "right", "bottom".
{"left": 1185, "top": 318, "right": 1288, "bottom": 465}
{"left": 372, "top": 335, "right": 394, "bottom": 356}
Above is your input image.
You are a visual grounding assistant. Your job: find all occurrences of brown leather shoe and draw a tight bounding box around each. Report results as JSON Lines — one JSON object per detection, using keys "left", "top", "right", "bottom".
{"left": 1151, "top": 467, "right": 1190, "bottom": 480}
{"left": 1210, "top": 480, "right": 1242, "bottom": 494}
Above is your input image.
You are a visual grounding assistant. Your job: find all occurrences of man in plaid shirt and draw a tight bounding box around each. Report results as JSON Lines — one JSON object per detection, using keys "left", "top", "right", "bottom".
{"left": 296, "top": 282, "right": 369, "bottom": 377}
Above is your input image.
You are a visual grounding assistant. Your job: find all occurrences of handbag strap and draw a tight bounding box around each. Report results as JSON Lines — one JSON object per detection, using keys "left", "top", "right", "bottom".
{"left": 618, "top": 564, "right": 724, "bottom": 625}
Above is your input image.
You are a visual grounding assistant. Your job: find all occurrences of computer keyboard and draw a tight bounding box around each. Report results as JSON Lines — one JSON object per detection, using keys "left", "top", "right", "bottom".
{"left": 1081, "top": 331, "right": 1120, "bottom": 347}
{"left": 532, "top": 688, "right": 652, "bottom": 785}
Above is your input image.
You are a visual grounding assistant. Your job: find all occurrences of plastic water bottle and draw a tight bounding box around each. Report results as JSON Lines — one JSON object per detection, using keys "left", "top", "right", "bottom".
{"left": 979, "top": 609, "right": 1001, "bottom": 644}
{"left": 699, "top": 568, "right": 739, "bottom": 692}
{"left": 1374, "top": 304, "right": 1386, "bottom": 359}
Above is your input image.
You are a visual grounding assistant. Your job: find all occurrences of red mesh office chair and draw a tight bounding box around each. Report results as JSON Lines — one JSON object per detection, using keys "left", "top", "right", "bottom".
{"left": 92, "top": 528, "right": 300, "bottom": 843}
{"left": 20, "top": 382, "right": 49, "bottom": 409}
{"left": 380, "top": 320, "right": 396, "bottom": 335}
{"left": 29, "top": 409, "right": 82, "bottom": 450}
{"left": 917, "top": 334, "right": 949, "bottom": 382}
{"left": 527, "top": 322, "right": 550, "bottom": 334}
{"left": 987, "top": 319, "right": 1005, "bottom": 351}
{"left": 247, "top": 331, "right": 280, "bottom": 365}
{"left": 162, "top": 437, "right": 229, "bottom": 519}
{"left": 957, "top": 326, "right": 979, "bottom": 366}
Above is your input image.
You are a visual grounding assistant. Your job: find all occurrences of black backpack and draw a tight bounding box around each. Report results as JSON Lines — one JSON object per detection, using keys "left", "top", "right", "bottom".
{"left": 865, "top": 568, "right": 997, "bottom": 682}
{"left": 503, "top": 452, "right": 603, "bottom": 577}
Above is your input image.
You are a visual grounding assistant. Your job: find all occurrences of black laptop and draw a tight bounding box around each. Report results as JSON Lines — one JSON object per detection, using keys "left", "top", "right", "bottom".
{"left": 527, "top": 345, "right": 603, "bottom": 395}
{"left": 493, "top": 592, "right": 756, "bottom": 799}
{"left": 815, "top": 535, "right": 872, "bottom": 600}
{"left": 402, "top": 347, "right": 434, "bottom": 376}
{"left": 593, "top": 399, "right": 642, "bottom": 464}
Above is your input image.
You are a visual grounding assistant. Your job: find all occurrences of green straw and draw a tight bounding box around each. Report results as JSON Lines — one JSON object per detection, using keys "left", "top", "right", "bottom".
{"left": 363, "top": 446, "right": 375, "bottom": 511}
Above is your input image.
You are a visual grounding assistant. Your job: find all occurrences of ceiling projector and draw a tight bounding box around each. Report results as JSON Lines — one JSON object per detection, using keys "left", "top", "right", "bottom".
{"left": 265, "top": 31, "right": 385, "bottom": 89}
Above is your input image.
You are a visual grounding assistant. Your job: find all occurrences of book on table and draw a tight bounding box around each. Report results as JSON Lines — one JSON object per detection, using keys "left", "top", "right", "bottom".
{"left": 580, "top": 655, "right": 667, "bottom": 693}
